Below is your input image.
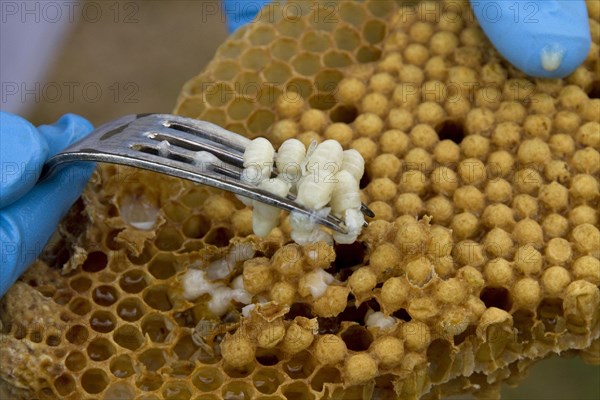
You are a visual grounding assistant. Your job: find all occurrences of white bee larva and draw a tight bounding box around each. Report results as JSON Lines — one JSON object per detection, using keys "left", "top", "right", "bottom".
{"left": 341, "top": 149, "right": 365, "bottom": 182}
{"left": 182, "top": 267, "right": 250, "bottom": 311}
{"left": 243, "top": 137, "right": 275, "bottom": 183}
{"left": 241, "top": 136, "right": 367, "bottom": 245}
{"left": 252, "top": 178, "right": 291, "bottom": 237}
{"left": 330, "top": 170, "right": 361, "bottom": 216}
{"left": 305, "top": 139, "right": 344, "bottom": 174}
{"left": 241, "top": 303, "right": 256, "bottom": 318}
{"left": 294, "top": 228, "right": 334, "bottom": 246}
{"left": 296, "top": 173, "right": 336, "bottom": 210}
{"left": 291, "top": 224, "right": 334, "bottom": 246}
{"left": 193, "top": 151, "right": 222, "bottom": 170}
{"left": 295, "top": 140, "right": 344, "bottom": 210}
{"left": 333, "top": 208, "right": 365, "bottom": 244}
{"left": 156, "top": 140, "right": 171, "bottom": 157}
{"left": 365, "top": 311, "right": 397, "bottom": 330}
{"left": 235, "top": 171, "right": 258, "bottom": 207}
{"left": 289, "top": 210, "right": 333, "bottom": 246}
{"left": 182, "top": 269, "right": 213, "bottom": 301}
{"left": 275, "top": 138, "right": 306, "bottom": 184}
{"left": 208, "top": 284, "right": 252, "bottom": 316}
{"left": 289, "top": 210, "right": 314, "bottom": 233}
{"left": 300, "top": 268, "right": 335, "bottom": 298}
{"left": 206, "top": 243, "right": 255, "bottom": 280}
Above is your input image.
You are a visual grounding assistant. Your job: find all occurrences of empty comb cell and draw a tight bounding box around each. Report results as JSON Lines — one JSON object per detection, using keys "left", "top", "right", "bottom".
{"left": 1, "top": 0, "right": 599, "bottom": 399}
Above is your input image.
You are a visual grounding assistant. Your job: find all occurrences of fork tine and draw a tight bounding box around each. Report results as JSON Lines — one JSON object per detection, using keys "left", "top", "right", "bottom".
{"left": 361, "top": 204, "right": 375, "bottom": 218}
{"left": 144, "top": 128, "right": 245, "bottom": 167}
{"left": 42, "top": 113, "right": 374, "bottom": 233}
{"left": 160, "top": 136, "right": 375, "bottom": 222}
{"left": 150, "top": 116, "right": 376, "bottom": 219}
{"left": 159, "top": 115, "right": 251, "bottom": 152}
{"left": 156, "top": 115, "right": 376, "bottom": 218}
{"left": 137, "top": 139, "right": 350, "bottom": 232}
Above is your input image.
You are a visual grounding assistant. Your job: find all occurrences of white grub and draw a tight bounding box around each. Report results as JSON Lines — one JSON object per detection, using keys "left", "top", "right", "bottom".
{"left": 231, "top": 288, "right": 252, "bottom": 304}
{"left": 289, "top": 211, "right": 317, "bottom": 235}
{"left": 330, "top": 168, "right": 364, "bottom": 243}
{"left": 296, "top": 174, "right": 336, "bottom": 209}
{"left": 365, "top": 311, "right": 397, "bottom": 330}
{"left": 235, "top": 172, "right": 257, "bottom": 207}
{"left": 119, "top": 194, "right": 159, "bottom": 231}
{"left": 296, "top": 140, "right": 344, "bottom": 209}
{"left": 241, "top": 297, "right": 272, "bottom": 318}
{"left": 253, "top": 178, "right": 291, "bottom": 237}
{"left": 242, "top": 136, "right": 367, "bottom": 246}
{"left": 289, "top": 208, "right": 328, "bottom": 233}
{"left": 206, "top": 258, "right": 231, "bottom": 281}
{"left": 306, "top": 140, "right": 344, "bottom": 173}
{"left": 540, "top": 44, "right": 565, "bottom": 72}
{"left": 231, "top": 274, "right": 246, "bottom": 291}
{"left": 244, "top": 137, "right": 275, "bottom": 167}
{"left": 226, "top": 283, "right": 251, "bottom": 304}
{"left": 301, "top": 268, "right": 335, "bottom": 298}
{"left": 208, "top": 275, "right": 252, "bottom": 316}
{"left": 156, "top": 140, "right": 171, "bottom": 157}
{"left": 182, "top": 268, "right": 252, "bottom": 316}
{"left": 208, "top": 285, "right": 252, "bottom": 316}
{"left": 341, "top": 149, "right": 365, "bottom": 182}
{"left": 289, "top": 209, "right": 333, "bottom": 245}
{"left": 346, "top": 209, "right": 365, "bottom": 233}
{"left": 182, "top": 269, "right": 215, "bottom": 301}
{"left": 333, "top": 208, "right": 365, "bottom": 244}
{"left": 241, "top": 303, "right": 256, "bottom": 318}
{"left": 206, "top": 243, "right": 256, "bottom": 280}
{"left": 330, "top": 170, "right": 361, "bottom": 216}
{"left": 193, "top": 151, "right": 222, "bottom": 171}
{"left": 291, "top": 228, "right": 333, "bottom": 246}
{"left": 243, "top": 137, "right": 275, "bottom": 183}
{"left": 275, "top": 139, "right": 306, "bottom": 184}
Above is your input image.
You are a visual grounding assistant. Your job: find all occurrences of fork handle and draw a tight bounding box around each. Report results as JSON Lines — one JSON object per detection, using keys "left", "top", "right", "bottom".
{"left": 40, "top": 114, "right": 144, "bottom": 181}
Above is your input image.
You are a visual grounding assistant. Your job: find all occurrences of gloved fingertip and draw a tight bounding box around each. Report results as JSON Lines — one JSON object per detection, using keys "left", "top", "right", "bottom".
{"left": 471, "top": 0, "right": 591, "bottom": 78}
{"left": 531, "top": 35, "right": 591, "bottom": 78}
{"left": 58, "top": 113, "right": 94, "bottom": 139}
{"left": 37, "top": 113, "right": 94, "bottom": 157}
{"left": 0, "top": 161, "right": 96, "bottom": 298}
{"left": 0, "top": 111, "right": 48, "bottom": 208}
{"left": 223, "top": 0, "right": 270, "bottom": 34}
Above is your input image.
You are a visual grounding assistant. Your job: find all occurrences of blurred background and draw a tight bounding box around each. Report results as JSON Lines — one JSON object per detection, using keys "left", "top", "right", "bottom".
{"left": 1, "top": 0, "right": 598, "bottom": 398}
{"left": 2, "top": 0, "right": 228, "bottom": 125}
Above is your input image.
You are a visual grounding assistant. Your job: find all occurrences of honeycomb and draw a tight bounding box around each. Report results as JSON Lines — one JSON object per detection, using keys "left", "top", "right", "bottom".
{"left": 1, "top": 0, "right": 599, "bottom": 399}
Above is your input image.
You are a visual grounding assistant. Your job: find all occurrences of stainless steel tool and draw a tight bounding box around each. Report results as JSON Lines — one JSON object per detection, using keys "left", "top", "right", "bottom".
{"left": 41, "top": 114, "right": 374, "bottom": 234}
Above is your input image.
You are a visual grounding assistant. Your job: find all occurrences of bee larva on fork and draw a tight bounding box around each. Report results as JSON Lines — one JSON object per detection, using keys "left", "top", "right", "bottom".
{"left": 240, "top": 137, "right": 368, "bottom": 245}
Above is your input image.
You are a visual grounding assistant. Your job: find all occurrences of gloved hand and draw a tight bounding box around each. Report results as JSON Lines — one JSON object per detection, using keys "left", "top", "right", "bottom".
{"left": 471, "top": 0, "right": 591, "bottom": 78}
{"left": 1, "top": 112, "right": 95, "bottom": 297}
{"left": 223, "top": 0, "right": 270, "bottom": 33}
{"left": 223, "top": 0, "right": 591, "bottom": 79}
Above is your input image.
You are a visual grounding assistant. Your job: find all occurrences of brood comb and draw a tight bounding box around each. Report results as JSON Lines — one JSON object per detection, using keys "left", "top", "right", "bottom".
{"left": 1, "top": 0, "right": 599, "bottom": 399}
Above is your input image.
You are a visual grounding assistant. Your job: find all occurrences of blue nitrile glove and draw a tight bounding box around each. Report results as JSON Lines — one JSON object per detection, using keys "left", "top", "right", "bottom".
{"left": 223, "top": 0, "right": 270, "bottom": 34}
{"left": 224, "top": 0, "right": 591, "bottom": 78}
{"left": 471, "top": 0, "right": 591, "bottom": 78}
{"left": 0, "top": 112, "right": 95, "bottom": 297}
